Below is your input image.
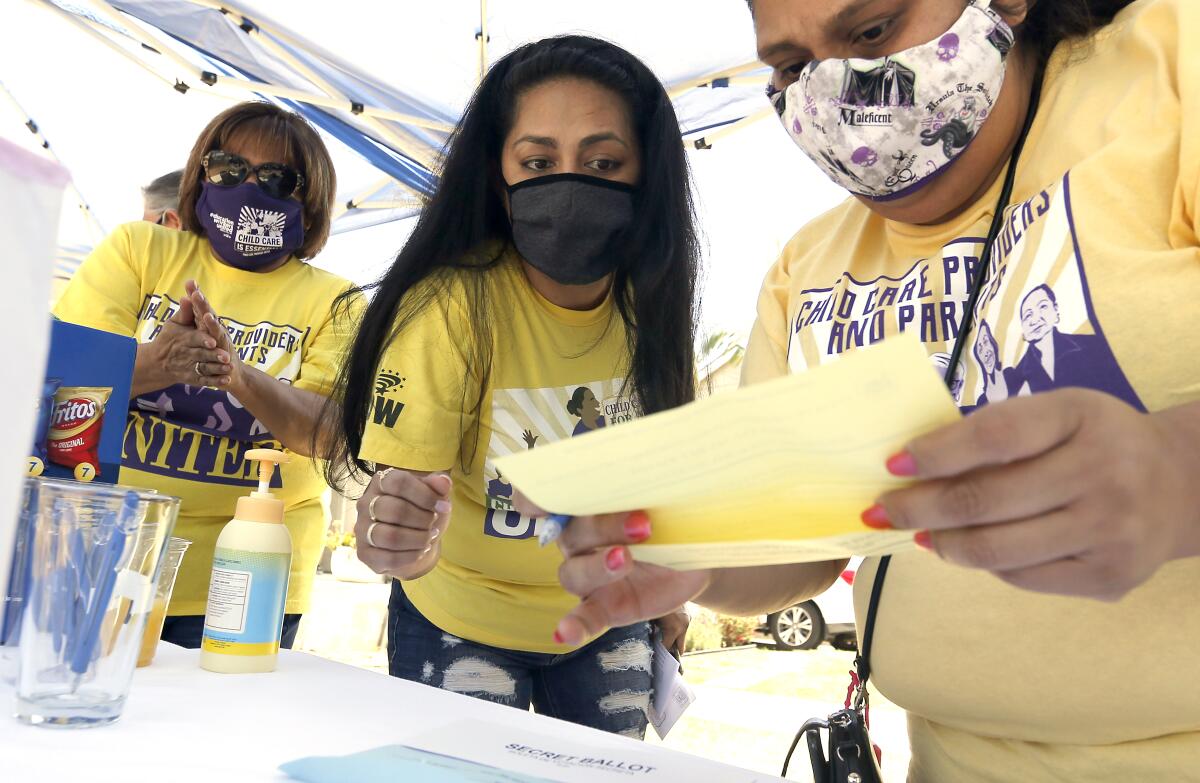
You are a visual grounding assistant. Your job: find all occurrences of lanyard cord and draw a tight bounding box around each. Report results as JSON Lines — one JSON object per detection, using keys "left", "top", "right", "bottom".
{"left": 853, "top": 69, "right": 1045, "bottom": 702}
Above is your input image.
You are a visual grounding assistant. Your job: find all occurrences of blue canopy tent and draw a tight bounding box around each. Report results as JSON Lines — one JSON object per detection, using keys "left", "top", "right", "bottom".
{"left": 26, "top": 0, "right": 773, "bottom": 235}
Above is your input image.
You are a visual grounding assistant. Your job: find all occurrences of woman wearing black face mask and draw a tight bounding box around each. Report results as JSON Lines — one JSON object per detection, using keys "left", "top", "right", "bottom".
{"left": 54, "top": 102, "right": 362, "bottom": 650}
{"left": 324, "top": 36, "right": 700, "bottom": 736}
{"left": 545, "top": 0, "right": 1200, "bottom": 779}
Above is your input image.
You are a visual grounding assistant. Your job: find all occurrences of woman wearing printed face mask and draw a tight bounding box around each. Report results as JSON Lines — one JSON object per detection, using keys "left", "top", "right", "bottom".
{"left": 540, "top": 0, "right": 1200, "bottom": 778}
{"left": 54, "top": 102, "right": 361, "bottom": 648}
{"left": 325, "top": 36, "right": 698, "bottom": 736}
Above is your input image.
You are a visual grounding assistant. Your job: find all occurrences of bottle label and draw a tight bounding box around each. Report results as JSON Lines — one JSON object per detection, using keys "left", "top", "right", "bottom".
{"left": 202, "top": 547, "right": 290, "bottom": 656}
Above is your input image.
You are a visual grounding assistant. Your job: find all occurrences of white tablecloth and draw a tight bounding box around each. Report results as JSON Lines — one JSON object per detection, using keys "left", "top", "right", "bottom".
{"left": 0, "top": 644, "right": 780, "bottom": 783}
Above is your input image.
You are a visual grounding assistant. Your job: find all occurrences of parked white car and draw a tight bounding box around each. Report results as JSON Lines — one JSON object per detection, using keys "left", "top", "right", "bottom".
{"left": 759, "top": 560, "right": 860, "bottom": 651}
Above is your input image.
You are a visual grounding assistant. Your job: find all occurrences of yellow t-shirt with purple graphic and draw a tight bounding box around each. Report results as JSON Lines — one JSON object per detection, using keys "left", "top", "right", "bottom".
{"left": 53, "top": 221, "right": 360, "bottom": 615}
{"left": 359, "top": 250, "right": 635, "bottom": 653}
{"left": 742, "top": 1, "right": 1199, "bottom": 779}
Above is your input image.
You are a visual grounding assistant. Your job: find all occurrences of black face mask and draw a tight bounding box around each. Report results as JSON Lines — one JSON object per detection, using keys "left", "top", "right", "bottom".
{"left": 507, "top": 173, "right": 635, "bottom": 286}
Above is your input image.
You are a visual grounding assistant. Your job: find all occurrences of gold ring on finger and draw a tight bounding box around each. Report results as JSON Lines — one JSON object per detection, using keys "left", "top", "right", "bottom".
{"left": 368, "top": 494, "right": 382, "bottom": 523}
{"left": 366, "top": 521, "right": 381, "bottom": 548}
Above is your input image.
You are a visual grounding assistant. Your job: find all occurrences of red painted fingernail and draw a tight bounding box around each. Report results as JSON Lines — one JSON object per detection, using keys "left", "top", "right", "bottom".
{"left": 624, "top": 511, "right": 652, "bottom": 542}
{"left": 914, "top": 531, "right": 933, "bottom": 550}
{"left": 605, "top": 547, "right": 627, "bottom": 572}
{"left": 553, "top": 629, "right": 565, "bottom": 644}
{"left": 886, "top": 450, "right": 918, "bottom": 476}
{"left": 861, "top": 503, "right": 892, "bottom": 529}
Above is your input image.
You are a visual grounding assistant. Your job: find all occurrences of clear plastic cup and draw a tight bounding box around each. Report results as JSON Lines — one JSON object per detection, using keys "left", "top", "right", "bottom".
{"left": 15, "top": 479, "right": 178, "bottom": 728}
{"left": 3, "top": 479, "right": 157, "bottom": 685}
{"left": 137, "top": 537, "right": 190, "bottom": 667}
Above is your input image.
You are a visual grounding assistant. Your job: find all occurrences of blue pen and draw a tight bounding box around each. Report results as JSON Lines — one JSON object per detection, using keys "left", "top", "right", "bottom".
{"left": 69, "top": 493, "right": 137, "bottom": 689}
{"left": 54, "top": 500, "right": 84, "bottom": 657}
{"left": 50, "top": 528, "right": 68, "bottom": 655}
{"left": 67, "top": 525, "right": 88, "bottom": 655}
{"left": 0, "top": 486, "right": 38, "bottom": 647}
{"left": 537, "top": 514, "right": 572, "bottom": 548}
{"left": 68, "top": 524, "right": 124, "bottom": 687}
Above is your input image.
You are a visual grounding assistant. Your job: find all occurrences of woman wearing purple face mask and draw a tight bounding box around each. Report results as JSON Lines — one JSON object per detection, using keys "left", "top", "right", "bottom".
{"left": 542, "top": 0, "right": 1200, "bottom": 780}
{"left": 54, "top": 102, "right": 362, "bottom": 649}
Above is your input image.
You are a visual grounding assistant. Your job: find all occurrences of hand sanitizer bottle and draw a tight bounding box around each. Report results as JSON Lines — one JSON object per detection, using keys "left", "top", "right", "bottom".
{"left": 200, "top": 449, "right": 292, "bottom": 673}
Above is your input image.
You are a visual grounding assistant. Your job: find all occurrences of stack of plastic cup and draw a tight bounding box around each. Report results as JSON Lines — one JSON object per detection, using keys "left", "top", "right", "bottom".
{"left": 137, "top": 537, "right": 191, "bottom": 667}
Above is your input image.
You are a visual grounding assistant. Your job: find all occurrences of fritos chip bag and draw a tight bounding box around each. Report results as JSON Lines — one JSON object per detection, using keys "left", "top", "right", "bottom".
{"left": 48, "top": 386, "right": 111, "bottom": 476}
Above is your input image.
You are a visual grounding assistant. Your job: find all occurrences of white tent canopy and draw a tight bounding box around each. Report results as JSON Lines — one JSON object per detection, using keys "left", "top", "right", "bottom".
{"left": 0, "top": 0, "right": 846, "bottom": 335}
{"left": 28, "top": 0, "right": 774, "bottom": 233}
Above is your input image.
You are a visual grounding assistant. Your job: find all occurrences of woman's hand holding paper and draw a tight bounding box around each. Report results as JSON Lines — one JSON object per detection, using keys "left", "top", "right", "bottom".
{"left": 869, "top": 388, "right": 1200, "bottom": 601}
{"left": 654, "top": 609, "right": 691, "bottom": 659}
{"left": 513, "top": 495, "right": 711, "bottom": 646}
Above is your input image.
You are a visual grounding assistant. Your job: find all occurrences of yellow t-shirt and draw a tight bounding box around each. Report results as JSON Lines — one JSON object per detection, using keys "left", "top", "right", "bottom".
{"left": 53, "top": 221, "right": 360, "bottom": 616}
{"left": 741, "top": 1, "right": 1200, "bottom": 779}
{"left": 359, "top": 250, "right": 636, "bottom": 653}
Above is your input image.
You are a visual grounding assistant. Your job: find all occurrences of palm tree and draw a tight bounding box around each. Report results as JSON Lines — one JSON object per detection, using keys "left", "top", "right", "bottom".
{"left": 696, "top": 330, "right": 746, "bottom": 395}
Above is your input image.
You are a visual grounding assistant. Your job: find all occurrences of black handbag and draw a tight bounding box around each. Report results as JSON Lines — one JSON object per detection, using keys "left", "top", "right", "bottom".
{"left": 781, "top": 71, "right": 1045, "bottom": 783}
{"left": 783, "top": 559, "right": 889, "bottom": 783}
{"left": 796, "top": 710, "right": 883, "bottom": 783}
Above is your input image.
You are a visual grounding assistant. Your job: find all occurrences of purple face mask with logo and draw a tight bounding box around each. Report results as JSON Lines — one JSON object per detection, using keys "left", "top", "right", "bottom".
{"left": 195, "top": 182, "right": 305, "bottom": 271}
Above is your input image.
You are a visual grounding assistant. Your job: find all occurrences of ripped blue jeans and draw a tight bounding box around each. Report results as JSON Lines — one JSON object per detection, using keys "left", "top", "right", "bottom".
{"left": 387, "top": 580, "right": 653, "bottom": 738}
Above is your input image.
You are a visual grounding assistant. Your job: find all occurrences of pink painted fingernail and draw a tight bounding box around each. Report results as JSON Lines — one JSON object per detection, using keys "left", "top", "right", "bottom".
{"left": 553, "top": 628, "right": 565, "bottom": 644}
{"left": 435, "top": 500, "right": 451, "bottom": 515}
{"left": 605, "top": 547, "right": 627, "bottom": 572}
{"left": 887, "top": 450, "right": 918, "bottom": 477}
{"left": 624, "top": 511, "right": 651, "bottom": 542}
{"left": 914, "top": 531, "right": 933, "bottom": 550}
{"left": 861, "top": 503, "right": 892, "bottom": 530}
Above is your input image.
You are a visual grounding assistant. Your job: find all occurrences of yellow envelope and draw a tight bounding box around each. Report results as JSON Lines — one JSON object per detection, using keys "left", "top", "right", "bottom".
{"left": 496, "top": 334, "right": 961, "bottom": 570}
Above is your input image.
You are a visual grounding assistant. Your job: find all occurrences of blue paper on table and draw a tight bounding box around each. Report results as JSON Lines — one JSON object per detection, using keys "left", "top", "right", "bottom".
{"left": 280, "top": 745, "right": 558, "bottom": 783}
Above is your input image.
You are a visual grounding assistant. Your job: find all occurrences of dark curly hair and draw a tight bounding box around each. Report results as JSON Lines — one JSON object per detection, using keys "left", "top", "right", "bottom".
{"left": 746, "top": 0, "right": 1136, "bottom": 65}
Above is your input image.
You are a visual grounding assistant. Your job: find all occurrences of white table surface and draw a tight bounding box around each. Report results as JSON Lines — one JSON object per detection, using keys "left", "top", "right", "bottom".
{"left": 0, "top": 643, "right": 782, "bottom": 783}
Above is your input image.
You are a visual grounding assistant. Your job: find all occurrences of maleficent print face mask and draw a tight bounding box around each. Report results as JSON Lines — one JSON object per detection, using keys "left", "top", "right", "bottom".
{"left": 769, "top": 0, "right": 1015, "bottom": 200}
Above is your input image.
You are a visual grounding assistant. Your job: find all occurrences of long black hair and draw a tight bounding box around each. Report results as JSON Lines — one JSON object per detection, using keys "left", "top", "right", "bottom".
{"left": 324, "top": 35, "right": 701, "bottom": 485}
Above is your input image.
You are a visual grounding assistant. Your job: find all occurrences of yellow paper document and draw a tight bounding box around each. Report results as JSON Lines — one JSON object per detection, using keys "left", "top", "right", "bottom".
{"left": 496, "top": 335, "right": 961, "bottom": 569}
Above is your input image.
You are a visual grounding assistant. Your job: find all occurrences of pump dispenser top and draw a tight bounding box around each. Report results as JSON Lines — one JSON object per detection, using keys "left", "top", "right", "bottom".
{"left": 236, "top": 449, "right": 291, "bottom": 524}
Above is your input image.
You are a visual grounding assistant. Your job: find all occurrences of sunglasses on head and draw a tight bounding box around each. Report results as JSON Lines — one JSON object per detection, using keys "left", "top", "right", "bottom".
{"left": 201, "top": 150, "right": 305, "bottom": 200}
